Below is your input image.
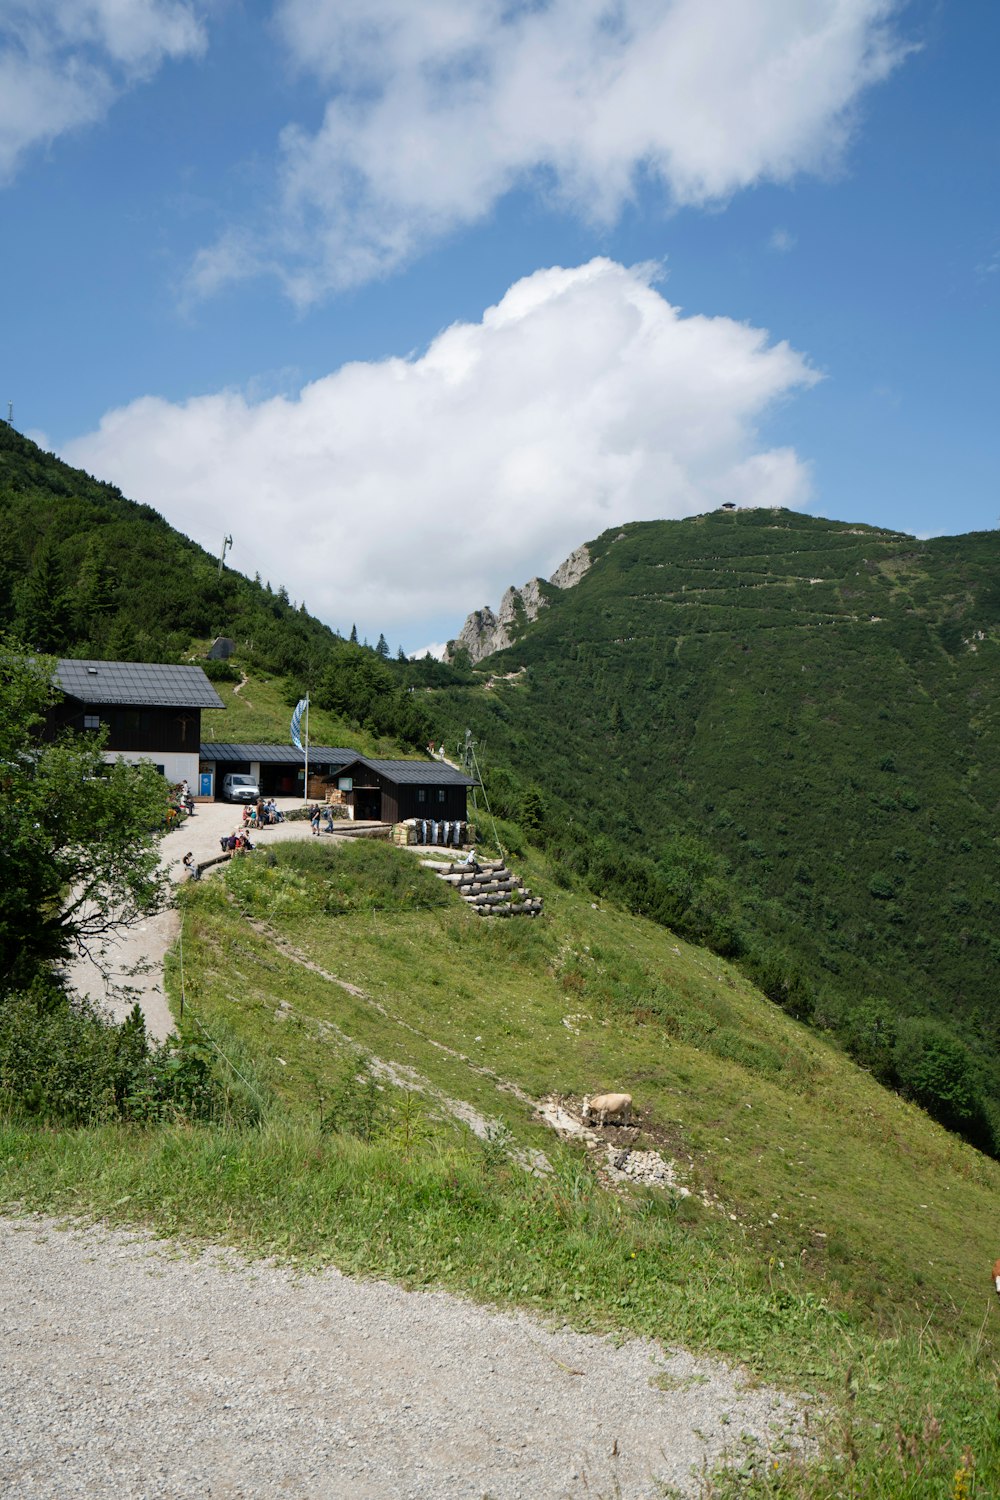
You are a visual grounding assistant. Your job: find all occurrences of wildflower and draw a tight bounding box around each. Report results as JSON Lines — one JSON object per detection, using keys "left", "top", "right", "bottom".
{"left": 952, "top": 1450, "right": 974, "bottom": 1500}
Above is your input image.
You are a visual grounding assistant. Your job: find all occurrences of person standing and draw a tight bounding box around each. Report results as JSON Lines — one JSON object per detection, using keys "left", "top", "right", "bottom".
{"left": 310, "top": 804, "right": 321, "bottom": 836}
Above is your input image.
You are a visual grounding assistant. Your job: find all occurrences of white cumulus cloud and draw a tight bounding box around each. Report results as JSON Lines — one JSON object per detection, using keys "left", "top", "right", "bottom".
{"left": 0, "top": 0, "right": 206, "bottom": 182}
{"left": 64, "top": 258, "right": 820, "bottom": 646}
{"left": 190, "top": 0, "right": 907, "bottom": 302}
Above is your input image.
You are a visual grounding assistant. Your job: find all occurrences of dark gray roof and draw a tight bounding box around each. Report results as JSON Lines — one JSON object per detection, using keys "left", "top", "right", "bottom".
{"left": 200, "top": 743, "right": 356, "bottom": 766}
{"left": 56, "top": 659, "right": 224, "bottom": 709}
{"left": 340, "top": 756, "right": 478, "bottom": 787}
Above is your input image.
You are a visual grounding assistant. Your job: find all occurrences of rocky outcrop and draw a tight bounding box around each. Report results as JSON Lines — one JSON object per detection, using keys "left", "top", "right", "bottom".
{"left": 549, "top": 542, "right": 591, "bottom": 591}
{"left": 446, "top": 543, "right": 592, "bottom": 664}
{"left": 447, "top": 580, "right": 545, "bottom": 664}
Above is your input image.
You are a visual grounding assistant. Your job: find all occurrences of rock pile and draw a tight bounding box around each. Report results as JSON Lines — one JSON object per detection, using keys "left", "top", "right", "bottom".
{"left": 422, "top": 858, "right": 544, "bottom": 917}
{"left": 606, "top": 1148, "right": 692, "bottom": 1195}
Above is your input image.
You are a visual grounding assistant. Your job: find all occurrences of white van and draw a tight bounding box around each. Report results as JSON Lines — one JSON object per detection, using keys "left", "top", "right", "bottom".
{"left": 222, "top": 772, "right": 260, "bottom": 803}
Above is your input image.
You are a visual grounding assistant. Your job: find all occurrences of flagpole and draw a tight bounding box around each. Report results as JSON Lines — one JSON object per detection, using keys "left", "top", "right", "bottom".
{"left": 304, "top": 695, "right": 310, "bottom": 804}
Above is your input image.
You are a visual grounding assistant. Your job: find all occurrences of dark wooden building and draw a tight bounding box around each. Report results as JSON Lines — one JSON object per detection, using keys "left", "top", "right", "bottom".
{"left": 333, "top": 757, "right": 476, "bottom": 823}
{"left": 46, "top": 659, "right": 224, "bottom": 785}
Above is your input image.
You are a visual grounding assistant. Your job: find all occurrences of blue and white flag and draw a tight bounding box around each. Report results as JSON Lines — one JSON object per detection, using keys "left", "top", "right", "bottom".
{"left": 290, "top": 697, "right": 308, "bottom": 750}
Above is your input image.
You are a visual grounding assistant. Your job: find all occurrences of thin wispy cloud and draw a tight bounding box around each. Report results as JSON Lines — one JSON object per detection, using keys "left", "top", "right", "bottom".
{"left": 0, "top": 0, "right": 206, "bottom": 183}
{"left": 769, "top": 228, "right": 798, "bottom": 254}
{"left": 188, "top": 0, "right": 906, "bottom": 304}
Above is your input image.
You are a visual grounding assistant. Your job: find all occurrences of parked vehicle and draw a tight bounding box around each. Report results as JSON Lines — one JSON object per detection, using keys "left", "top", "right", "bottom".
{"left": 222, "top": 772, "right": 260, "bottom": 803}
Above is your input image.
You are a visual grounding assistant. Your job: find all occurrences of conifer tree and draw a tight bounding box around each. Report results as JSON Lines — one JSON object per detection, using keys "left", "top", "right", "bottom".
{"left": 74, "top": 539, "right": 117, "bottom": 638}
{"left": 16, "top": 539, "right": 71, "bottom": 652}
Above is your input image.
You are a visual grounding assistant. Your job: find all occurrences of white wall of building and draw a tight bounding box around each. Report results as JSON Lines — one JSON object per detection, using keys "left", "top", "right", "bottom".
{"left": 102, "top": 749, "right": 201, "bottom": 786}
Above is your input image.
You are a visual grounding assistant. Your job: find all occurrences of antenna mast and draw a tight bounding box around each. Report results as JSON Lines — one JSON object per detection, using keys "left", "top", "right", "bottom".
{"left": 217, "top": 534, "right": 233, "bottom": 578}
{"left": 6, "top": 401, "right": 12, "bottom": 426}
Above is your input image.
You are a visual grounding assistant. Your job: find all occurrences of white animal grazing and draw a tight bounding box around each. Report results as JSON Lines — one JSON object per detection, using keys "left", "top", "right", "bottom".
{"left": 581, "top": 1092, "right": 633, "bottom": 1128}
{"left": 992, "top": 1258, "right": 1000, "bottom": 1295}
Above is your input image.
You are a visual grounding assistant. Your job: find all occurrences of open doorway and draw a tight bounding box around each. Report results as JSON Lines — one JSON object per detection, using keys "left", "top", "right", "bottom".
{"left": 353, "top": 786, "right": 382, "bottom": 821}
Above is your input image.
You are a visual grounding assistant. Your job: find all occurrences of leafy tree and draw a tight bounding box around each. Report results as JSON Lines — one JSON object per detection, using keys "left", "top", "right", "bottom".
{"left": 893, "top": 1017, "right": 994, "bottom": 1151}
{"left": 314, "top": 641, "right": 429, "bottom": 747}
{"left": 521, "top": 785, "right": 546, "bottom": 831}
{"left": 1, "top": 645, "right": 170, "bottom": 992}
{"left": 844, "top": 996, "right": 898, "bottom": 1081}
{"left": 74, "top": 538, "right": 118, "bottom": 637}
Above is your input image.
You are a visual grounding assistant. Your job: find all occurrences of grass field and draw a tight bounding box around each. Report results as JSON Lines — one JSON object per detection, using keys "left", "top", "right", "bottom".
{"left": 201, "top": 671, "right": 410, "bottom": 757}
{"left": 3, "top": 838, "right": 1000, "bottom": 1496}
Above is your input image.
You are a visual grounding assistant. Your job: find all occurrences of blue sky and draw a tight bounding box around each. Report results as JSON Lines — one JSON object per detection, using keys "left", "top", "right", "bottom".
{"left": 1, "top": 1, "right": 997, "bottom": 653}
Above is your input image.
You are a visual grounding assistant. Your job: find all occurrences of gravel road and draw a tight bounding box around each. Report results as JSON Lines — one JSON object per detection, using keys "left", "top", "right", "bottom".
{"left": 0, "top": 1215, "right": 808, "bottom": 1499}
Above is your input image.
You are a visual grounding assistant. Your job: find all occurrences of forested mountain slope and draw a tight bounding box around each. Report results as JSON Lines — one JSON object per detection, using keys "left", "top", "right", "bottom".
{"left": 431, "top": 508, "right": 1000, "bottom": 1142}
{"left": 0, "top": 423, "right": 339, "bottom": 674}
{"left": 0, "top": 425, "right": 428, "bottom": 747}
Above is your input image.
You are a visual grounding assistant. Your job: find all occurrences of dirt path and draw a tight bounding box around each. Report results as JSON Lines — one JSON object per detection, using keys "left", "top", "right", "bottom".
{"left": 65, "top": 799, "right": 336, "bottom": 1039}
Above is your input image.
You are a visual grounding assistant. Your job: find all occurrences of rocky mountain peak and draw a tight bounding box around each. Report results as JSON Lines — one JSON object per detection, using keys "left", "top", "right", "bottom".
{"left": 445, "top": 544, "right": 592, "bottom": 664}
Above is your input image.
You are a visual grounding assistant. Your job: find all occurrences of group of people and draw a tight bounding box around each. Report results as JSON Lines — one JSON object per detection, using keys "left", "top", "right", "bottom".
{"left": 219, "top": 829, "right": 255, "bottom": 855}
{"left": 166, "top": 779, "right": 196, "bottom": 829}
{"left": 242, "top": 797, "right": 284, "bottom": 830}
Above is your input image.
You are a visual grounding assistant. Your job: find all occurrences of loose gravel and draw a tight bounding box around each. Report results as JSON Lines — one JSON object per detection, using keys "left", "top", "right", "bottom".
{"left": 0, "top": 1215, "right": 810, "bottom": 1499}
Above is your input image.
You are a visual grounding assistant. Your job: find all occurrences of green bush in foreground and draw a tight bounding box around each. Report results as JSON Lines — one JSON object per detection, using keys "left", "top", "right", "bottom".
{"left": 0, "top": 983, "right": 255, "bottom": 1126}
{"left": 226, "top": 838, "right": 451, "bottom": 918}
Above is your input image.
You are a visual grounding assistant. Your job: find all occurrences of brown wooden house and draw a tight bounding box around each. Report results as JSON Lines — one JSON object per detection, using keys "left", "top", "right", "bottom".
{"left": 45, "top": 659, "right": 224, "bottom": 785}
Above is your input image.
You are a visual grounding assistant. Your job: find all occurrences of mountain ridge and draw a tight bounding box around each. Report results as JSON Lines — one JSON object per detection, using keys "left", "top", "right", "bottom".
{"left": 445, "top": 542, "right": 592, "bottom": 663}
{"left": 427, "top": 505, "right": 1000, "bottom": 1143}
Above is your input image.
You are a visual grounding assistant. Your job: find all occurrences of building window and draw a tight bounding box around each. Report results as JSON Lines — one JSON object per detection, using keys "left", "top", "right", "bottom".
{"left": 416, "top": 788, "right": 426, "bottom": 803}
{"left": 83, "top": 715, "right": 100, "bottom": 730}
{"left": 437, "top": 788, "right": 446, "bottom": 803}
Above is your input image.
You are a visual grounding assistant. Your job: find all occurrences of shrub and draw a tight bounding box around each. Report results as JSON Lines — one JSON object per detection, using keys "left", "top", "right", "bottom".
{"left": 893, "top": 1018, "right": 995, "bottom": 1152}
{"left": 276, "top": 840, "right": 451, "bottom": 915}
{"left": 320, "top": 1054, "right": 390, "bottom": 1142}
{"left": 0, "top": 982, "right": 228, "bottom": 1125}
{"left": 201, "top": 656, "right": 242, "bottom": 683}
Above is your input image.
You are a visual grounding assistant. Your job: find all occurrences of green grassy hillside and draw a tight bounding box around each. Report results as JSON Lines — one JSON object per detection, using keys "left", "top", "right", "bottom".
{"left": 427, "top": 509, "right": 1000, "bottom": 1144}
{"left": 4, "top": 838, "right": 999, "bottom": 1496}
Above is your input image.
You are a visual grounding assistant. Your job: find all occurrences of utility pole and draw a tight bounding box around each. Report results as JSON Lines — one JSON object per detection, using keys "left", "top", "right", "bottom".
{"left": 217, "top": 534, "right": 233, "bottom": 578}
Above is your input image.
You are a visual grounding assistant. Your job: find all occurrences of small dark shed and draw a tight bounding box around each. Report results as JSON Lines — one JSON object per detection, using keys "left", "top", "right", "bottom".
{"left": 333, "top": 757, "right": 477, "bottom": 824}
{"left": 207, "top": 636, "right": 236, "bottom": 660}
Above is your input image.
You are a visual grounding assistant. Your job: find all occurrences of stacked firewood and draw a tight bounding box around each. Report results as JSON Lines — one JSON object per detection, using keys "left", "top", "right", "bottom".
{"left": 422, "top": 858, "right": 543, "bottom": 917}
